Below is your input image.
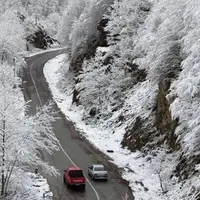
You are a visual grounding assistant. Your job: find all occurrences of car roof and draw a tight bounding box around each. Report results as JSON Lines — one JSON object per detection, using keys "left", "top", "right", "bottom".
{"left": 92, "top": 164, "right": 104, "bottom": 168}
{"left": 68, "top": 166, "right": 82, "bottom": 171}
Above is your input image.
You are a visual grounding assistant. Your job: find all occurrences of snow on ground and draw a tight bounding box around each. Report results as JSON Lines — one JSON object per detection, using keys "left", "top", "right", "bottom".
{"left": 28, "top": 172, "right": 52, "bottom": 199}
{"left": 17, "top": 172, "right": 53, "bottom": 200}
{"left": 44, "top": 54, "right": 200, "bottom": 200}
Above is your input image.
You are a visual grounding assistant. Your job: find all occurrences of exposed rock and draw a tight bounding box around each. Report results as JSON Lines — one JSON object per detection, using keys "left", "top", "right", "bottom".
{"left": 174, "top": 154, "right": 200, "bottom": 181}
{"left": 117, "top": 115, "right": 125, "bottom": 123}
{"left": 155, "top": 79, "right": 180, "bottom": 150}
{"left": 121, "top": 117, "right": 155, "bottom": 151}
{"left": 70, "top": 53, "right": 86, "bottom": 75}
{"left": 165, "top": 42, "right": 182, "bottom": 78}
{"left": 26, "top": 27, "right": 57, "bottom": 49}
{"left": 103, "top": 56, "right": 113, "bottom": 66}
{"left": 139, "top": 1, "right": 151, "bottom": 12}
{"left": 89, "top": 107, "right": 97, "bottom": 117}
{"left": 72, "top": 88, "right": 80, "bottom": 105}
{"left": 97, "top": 18, "right": 109, "bottom": 47}
{"left": 126, "top": 62, "right": 147, "bottom": 83}
{"left": 121, "top": 78, "right": 180, "bottom": 152}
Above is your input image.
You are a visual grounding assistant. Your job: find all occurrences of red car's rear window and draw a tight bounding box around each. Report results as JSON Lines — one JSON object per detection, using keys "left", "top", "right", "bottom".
{"left": 69, "top": 170, "right": 84, "bottom": 177}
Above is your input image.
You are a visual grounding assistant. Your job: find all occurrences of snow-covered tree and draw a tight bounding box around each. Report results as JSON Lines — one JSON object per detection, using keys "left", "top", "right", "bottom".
{"left": 169, "top": 0, "right": 200, "bottom": 157}
{"left": 57, "top": 0, "right": 113, "bottom": 56}
{"left": 0, "top": 0, "right": 68, "bottom": 198}
{"left": 41, "top": 12, "right": 62, "bottom": 37}
{"left": 104, "top": 0, "right": 151, "bottom": 64}
{"left": 26, "top": 0, "right": 60, "bottom": 19}
{"left": 0, "top": 63, "right": 59, "bottom": 198}
{"left": 76, "top": 49, "right": 131, "bottom": 123}
{"left": 0, "top": 10, "right": 26, "bottom": 65}
{"left": 70, "top": 0, "right": 153, "bottom": 126}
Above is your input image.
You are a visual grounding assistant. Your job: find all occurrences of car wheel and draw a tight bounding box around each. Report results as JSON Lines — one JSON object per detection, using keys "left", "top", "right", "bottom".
{"left": 82, "top": 185, "right": 85, "bottom": 190}
{"left": 92, "top": 175, "right": 95, "bottom": 180}
{"left": 67, "top": 183, "right": 70, "bottom": 189}
{"left": 63, "top": 176, "right": 66, "bottom": 184}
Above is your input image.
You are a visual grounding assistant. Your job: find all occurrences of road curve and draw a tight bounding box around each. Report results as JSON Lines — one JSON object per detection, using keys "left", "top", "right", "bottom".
{"left": 22, "top": 49, "right": 135, "bottom": 200}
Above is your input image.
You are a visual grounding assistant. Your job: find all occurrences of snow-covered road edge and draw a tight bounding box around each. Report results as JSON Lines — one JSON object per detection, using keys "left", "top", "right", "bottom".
{"left": 19, "top": 67, "right": 53, "bottom": 200}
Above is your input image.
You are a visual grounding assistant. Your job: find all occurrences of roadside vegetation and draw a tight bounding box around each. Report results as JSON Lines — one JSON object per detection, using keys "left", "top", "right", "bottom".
{"left": 0, "top": 1, "right": 65, "bottom": 199}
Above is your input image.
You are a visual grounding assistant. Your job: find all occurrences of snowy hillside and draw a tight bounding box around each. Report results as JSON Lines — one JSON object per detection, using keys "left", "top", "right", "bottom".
{"left": 53, "top": 0, "right": 200, "bottom": 199}
{"left": 0, "top": 0, "right": 200, "bottom": 199}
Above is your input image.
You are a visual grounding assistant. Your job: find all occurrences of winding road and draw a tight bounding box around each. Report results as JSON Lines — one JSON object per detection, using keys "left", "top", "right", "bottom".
{"left": 22, "top": 49, "right": 135, "bottom": 200}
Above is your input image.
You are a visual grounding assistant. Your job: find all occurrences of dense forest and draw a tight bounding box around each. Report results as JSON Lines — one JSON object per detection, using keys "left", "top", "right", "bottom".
{"left": 0, "top": 0, "right": 200, "bottom": 199}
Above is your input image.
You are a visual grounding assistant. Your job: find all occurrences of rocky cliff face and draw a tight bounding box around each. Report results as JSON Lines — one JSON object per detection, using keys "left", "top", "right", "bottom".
{"left": 155, "top": 79, "right": 179, "bottom": 150}
{"left": 121, "top": 79, "right": 179, "bottom": 152}
{"left": 26, "top": 26, "right": 57, "bottom": 50}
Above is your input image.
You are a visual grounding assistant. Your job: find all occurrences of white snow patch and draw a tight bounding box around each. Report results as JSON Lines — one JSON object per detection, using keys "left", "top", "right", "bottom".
{"left": 96, "top": 47, "right": 110, "bottom": 53}
{"left": 25, "top": 172, "right": 53, "bottom": 199}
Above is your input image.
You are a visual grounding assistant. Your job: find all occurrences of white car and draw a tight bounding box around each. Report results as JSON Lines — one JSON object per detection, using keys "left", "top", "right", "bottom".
{"left": 88, "top": 164, "right": 108, "bottom": 180}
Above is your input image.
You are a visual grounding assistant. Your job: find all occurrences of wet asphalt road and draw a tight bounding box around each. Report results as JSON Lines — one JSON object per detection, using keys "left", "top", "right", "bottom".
{"left": 22, "top": 49, "right": 135, "bottom": 200}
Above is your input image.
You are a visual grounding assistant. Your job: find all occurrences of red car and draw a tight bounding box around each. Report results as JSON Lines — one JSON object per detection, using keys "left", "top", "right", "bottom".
{"left": 63, "top": 167, "right": 86, "bottom": 189}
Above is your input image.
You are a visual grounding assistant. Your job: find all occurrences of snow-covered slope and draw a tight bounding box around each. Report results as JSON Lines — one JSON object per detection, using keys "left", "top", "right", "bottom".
{"left": 52, "top": 0, "right": 200, "bottom": 199}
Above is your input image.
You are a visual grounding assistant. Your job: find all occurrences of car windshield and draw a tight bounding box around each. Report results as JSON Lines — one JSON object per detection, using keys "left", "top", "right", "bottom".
{"left": 94, "top": 167, "right": 105, "bottom": 171}
{"left": 69, "top": 170, "right": 83, "bottom": 177}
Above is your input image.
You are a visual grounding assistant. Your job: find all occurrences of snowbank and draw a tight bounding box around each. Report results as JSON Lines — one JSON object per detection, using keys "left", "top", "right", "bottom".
{"left": 26, "top": 172, "right": 53, "bottom": 199}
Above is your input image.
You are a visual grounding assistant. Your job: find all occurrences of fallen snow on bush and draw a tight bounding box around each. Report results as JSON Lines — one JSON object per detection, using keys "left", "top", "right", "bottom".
{"left": 9, "top": 171, "right": 53, "bottom": 200}
{"left": 25, "top": 172, "right": 53, "bottom": 200}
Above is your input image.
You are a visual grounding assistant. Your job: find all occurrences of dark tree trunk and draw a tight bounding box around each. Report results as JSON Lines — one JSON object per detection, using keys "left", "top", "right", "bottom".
{"left": 1, "top": 118, "right": 5, "bottom": 196}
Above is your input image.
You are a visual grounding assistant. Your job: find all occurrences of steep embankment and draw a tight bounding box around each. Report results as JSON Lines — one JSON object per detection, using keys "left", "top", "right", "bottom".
{"left": 56, "top": 0, "right": 200, "bottom": 199}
